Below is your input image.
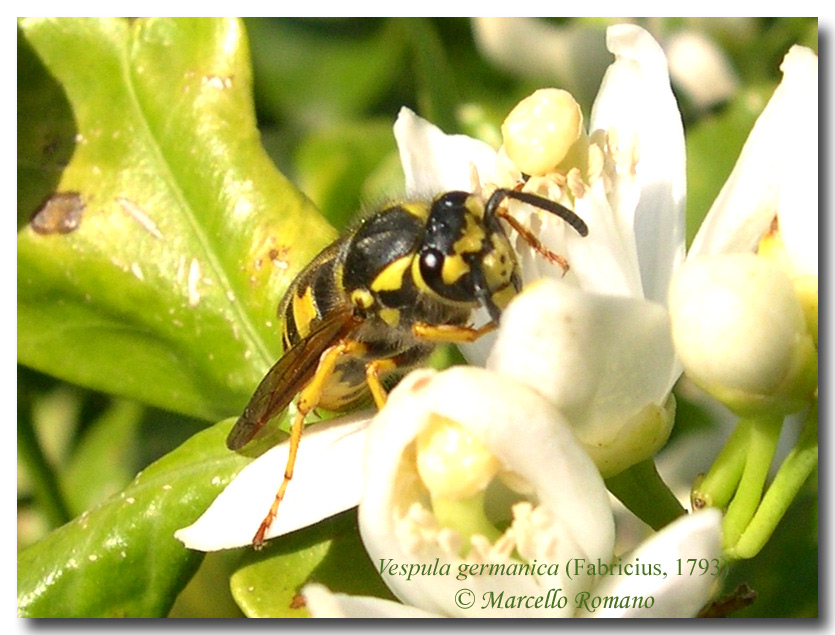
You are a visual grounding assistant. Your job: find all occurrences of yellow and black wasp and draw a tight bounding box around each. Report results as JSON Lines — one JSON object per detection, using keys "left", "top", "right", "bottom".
{"left": 226, "top": 187, "right": 588, "bottom": 547}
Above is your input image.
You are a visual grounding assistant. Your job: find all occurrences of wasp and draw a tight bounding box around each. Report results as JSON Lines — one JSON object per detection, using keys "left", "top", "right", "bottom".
{"left": 226, "top": 187, "right": 588, "bottom": 547}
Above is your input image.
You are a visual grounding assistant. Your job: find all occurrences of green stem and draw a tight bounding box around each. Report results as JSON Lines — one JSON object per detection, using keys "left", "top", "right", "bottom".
{"left": 17, "top": 407, "right": 71, "bottom": 528}
{"left": 605, "top": 459, "right": 686, "bottom": 531}
{"left": 692, "top": 417, "right": 751, "bottom": 509}
{"left": 721, "top": 413, "right": 784, "bottom": 550}
{"left": 729, "top": 402, "right": 818, "bottom": 559}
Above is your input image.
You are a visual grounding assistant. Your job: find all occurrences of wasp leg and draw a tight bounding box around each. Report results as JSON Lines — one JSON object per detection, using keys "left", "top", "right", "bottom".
{"left": 495, "top": 207, "right": 570, "bottom": 274}
{"left": 365, "top": 344, "right": 438, "bottom": 408}
{"left": 365, "top": 358, "right": 397, "bottom": 408}
{"left": 252, "top": 338, "right": 366, "bottom": 549}
{"left": 411, "top": 321, "right": 498, "bottom": 343}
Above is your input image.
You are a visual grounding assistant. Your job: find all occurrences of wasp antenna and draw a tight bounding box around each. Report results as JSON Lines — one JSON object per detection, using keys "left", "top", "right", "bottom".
{"left": 486, "top": 188, "right": 589, "bottom": 237}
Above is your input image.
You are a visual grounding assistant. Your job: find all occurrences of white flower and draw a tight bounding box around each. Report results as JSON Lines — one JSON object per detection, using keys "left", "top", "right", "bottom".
{"left": 488, "top": 278, "right": 677, "bottom": 477}
{"left": 471, "top": 17, "right": 613, "bottom": 107}
{"left": 688, "top": 46, "right": 817, "bottom": 276}
{"left": 398, "top": 24, "right": 687, "bottom": 306}
{"left": 664, "top": 29, "right": 739, "bottom": 111}
{"left": 301, "top": 367, "right": 721, "bottom": 618}
{"left": 669, "top": 46, "right": 818, "bottom": 413}
{"left": 472, "top": 18, "right": 742, "bottom": 113}
{"left": 397, "top": 24, "right": 685, "bottom": 473}
{"left": 176, "top": 22, "right": 689, "bottom": 551}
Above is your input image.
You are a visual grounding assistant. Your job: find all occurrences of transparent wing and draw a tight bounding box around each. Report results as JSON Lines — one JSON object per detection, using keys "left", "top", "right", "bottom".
{"left": 226, "top": 305, "right": 360, "bottom": 450}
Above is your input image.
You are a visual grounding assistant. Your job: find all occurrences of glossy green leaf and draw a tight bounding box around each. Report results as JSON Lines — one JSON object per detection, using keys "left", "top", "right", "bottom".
{"left": 17, "top": 17, "right": 335, "bottom": 422}
{"left": 230, "top": 509, "right": 395, "bottom": 618}
{"left": 17, "top": 26, "right": 75, "bottom": 230}
{"left": 17, "top": 417, "right": 251, "bottom": 617}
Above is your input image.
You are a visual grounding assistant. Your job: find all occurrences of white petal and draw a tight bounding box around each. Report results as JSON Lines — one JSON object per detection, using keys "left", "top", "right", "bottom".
{"left": 360, "top": 367, "right": 614, "bottom": 617}
{"left": 590, "top": 24, "right": 686, "bottom": 305}
{"left": 302, "top": 583, "right": 439, "bottom": 618}
{"left": 567, "top": 181, "right": 644, "bottom": 298}
{"left": 775, "top": 46, "right": 818, "bottom": 277}
{"left": 589, "top": 509, "right": 722, "bottom": 617}
{"left": 487, "top": 278, "right": 678, "bottom": 477}
{"left": 690, "top": 45, "right": 817, "bottom": 268}
{"left": 175, "top": 414, "right": 370, "bottom": 551}
{"left": 393, "top": 107, "right": 497, "bottom": 198}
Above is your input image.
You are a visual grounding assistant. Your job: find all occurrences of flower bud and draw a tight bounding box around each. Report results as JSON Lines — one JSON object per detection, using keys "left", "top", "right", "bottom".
{"left": 669, "top": 253, "right": 817, "bottom": 415}
{"left": 487, "top": 278, "right": 677, "bottom": 478}
{"left": 792, "top": 275, "right": 818, "bottom": 348}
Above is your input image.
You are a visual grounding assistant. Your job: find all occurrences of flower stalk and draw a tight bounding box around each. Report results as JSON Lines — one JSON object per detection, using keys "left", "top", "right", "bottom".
{"left": 604, "top": 459, "right": 686, "bottom": 531}
{"left": 719, "top": 413, "right": 784, "bottom": 551}
{"left": 691, "top": 417, "right": 751, "bottom": 510}
{"left": 728, "top": 402, "right": 818, "bottom": 560}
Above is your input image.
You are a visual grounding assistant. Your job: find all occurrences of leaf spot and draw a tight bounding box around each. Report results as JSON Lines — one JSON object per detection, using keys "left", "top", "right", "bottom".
{"left": 30, "top": 192, "right": 85, "bottom": 235}
{"left": 269, "top": 245, "right": 290, "bottom": 270}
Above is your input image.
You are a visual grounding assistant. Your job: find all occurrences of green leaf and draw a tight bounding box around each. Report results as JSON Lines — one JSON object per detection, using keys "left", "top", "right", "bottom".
{"left": 245, "top": 18, "right": 406, "bottom": 127}
{"left": 293, "top": 119, "right": 398, "bottom": 230}
{"left": 62, "top": 399, "right": 144, "bottom": 516}
{"left": 168, "top": 550, "right": 246, "bottom": 617}
{"left": 230, "top": 509, "right": 395, "bottom": 617}
{"left": 17, "top": 417, "right": 251, "bottom": 617}
{"left": 17, "top": 26, "right": 76, "bottom": 230}
{"left": 17, "top": 17, "right": 336, "bottom": 422}
{"left": 400, "top": 18, "right": 459, "bottom": 133}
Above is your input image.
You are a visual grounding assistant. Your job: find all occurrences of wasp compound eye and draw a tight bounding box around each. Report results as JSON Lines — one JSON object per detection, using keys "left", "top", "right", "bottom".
{"left": 419, "top": 247, "right": 445, "bottom": 290}
{"left": 436, "top": 190, "right": 470, "bottom": 210}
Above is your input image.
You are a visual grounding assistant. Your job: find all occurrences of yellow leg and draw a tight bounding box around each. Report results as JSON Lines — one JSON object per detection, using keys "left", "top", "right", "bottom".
{"left": 365, "top": 358, "right": 398, "bottom": 408}
{"left": 252, "top": 338, "right": 365, "bottom": 549}
{"left": 411, "top": 321, "right": 498, "bottom": 343}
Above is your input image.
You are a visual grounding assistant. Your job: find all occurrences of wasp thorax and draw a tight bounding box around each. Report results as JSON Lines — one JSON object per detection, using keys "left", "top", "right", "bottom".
{"left": 501, "top": 88, "right": 583, "bottom": 176}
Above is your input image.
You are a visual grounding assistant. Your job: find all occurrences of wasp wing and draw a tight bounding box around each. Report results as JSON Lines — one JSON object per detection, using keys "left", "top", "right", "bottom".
{"left": 226, "top": 305, "right": 360, "bottom": 451}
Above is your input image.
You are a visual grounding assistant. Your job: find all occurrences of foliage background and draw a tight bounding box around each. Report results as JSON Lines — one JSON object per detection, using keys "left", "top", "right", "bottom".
{"left": 17, "top": 17, "right": 818, "bottom": 618}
